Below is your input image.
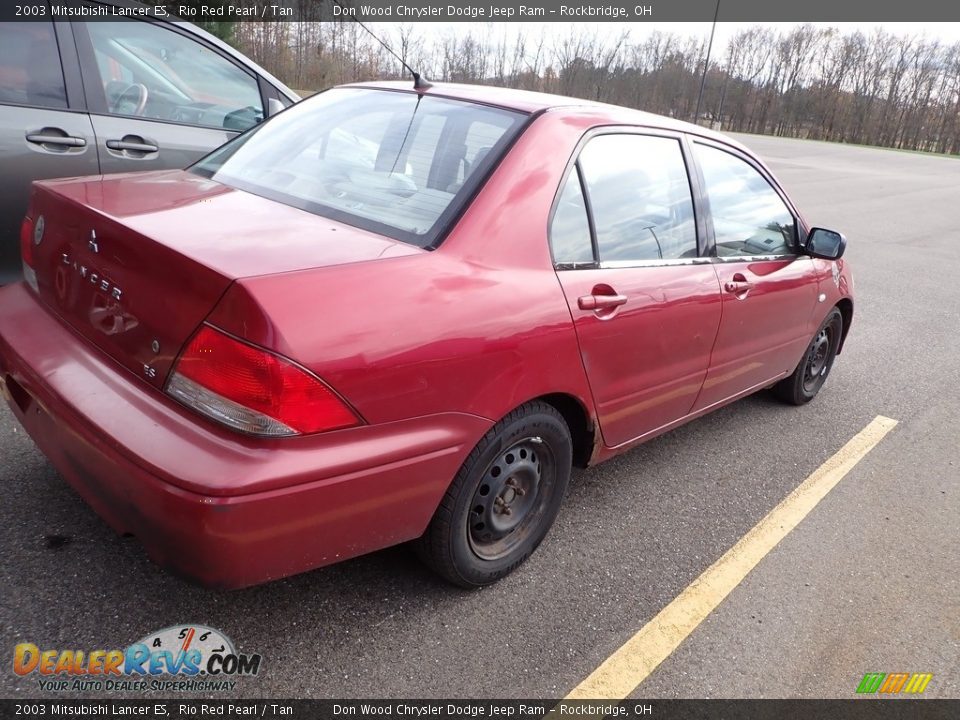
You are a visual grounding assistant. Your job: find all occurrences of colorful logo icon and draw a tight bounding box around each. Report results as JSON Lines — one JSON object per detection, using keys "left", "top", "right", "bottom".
{"left": 856, "top": 672, "right": 933, "bottom": 695}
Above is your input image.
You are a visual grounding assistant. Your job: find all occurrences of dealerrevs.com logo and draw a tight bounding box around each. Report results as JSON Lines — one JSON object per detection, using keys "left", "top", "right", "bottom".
{"left": 13, "top": 625, "right": 262, "bottom": 693}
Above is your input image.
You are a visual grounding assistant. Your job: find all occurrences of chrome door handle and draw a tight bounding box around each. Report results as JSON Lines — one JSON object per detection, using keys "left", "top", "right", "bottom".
{"left": 724, "top": 280, "right": 755, "bottom": 293}
{"left": 578, "top": 293, "right": 628, "bottom": 311}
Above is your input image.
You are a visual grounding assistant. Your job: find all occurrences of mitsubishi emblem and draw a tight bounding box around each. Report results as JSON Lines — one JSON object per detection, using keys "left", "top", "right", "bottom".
{"left": 88, "top": 230, "right": 99, "bottom": 254}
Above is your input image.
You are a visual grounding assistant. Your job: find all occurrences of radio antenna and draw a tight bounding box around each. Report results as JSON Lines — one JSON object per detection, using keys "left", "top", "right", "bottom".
{"left": 331, "top": 0, "right": 433, "bottom": 90}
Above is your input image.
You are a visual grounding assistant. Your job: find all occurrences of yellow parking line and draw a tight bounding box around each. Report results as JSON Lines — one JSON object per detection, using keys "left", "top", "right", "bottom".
{"left": 565, "top": 415, "right": 899, "bottom": 700}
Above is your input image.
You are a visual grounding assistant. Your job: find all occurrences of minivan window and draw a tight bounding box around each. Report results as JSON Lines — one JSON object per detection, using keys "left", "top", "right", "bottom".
{"left": 84, "top": 20, "right": 264, "bottom": 131}
{"left": 193, "top": 89, "right": 527, "bottom": 247}
{"left": 0, "top": 22, "right": 66, "bottom": 109}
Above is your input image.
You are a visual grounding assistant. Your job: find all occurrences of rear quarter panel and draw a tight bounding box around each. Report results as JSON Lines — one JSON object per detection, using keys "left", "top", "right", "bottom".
{"left": 206, "top": 112, "right": 599, "bottom": 428}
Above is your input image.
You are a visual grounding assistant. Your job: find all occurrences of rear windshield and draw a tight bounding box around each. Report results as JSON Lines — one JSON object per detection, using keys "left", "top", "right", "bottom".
{"left": 192, "top": 88, "right": 528, "bottom": 247}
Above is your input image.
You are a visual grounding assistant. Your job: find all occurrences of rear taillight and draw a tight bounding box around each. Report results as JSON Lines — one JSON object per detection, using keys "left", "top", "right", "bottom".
{"left": 20, "top": 216, "right": 38, "bottom": 292}
{"left": 166, "top": 325, "right": 361, "bottom": 437}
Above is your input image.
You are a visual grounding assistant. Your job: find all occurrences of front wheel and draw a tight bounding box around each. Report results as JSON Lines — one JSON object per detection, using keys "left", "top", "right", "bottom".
{"left": 416, "top": 401, "right": 572, "bottom": 587}
{"left": 774, "top": 307, "right": 843, "bottom": 405}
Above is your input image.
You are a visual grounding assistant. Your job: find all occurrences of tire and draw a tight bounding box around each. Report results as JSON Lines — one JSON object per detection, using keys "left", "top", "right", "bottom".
{"left": 416, "top": 401, "right": 573, "bottom": 588}
{"left": 774, "top": 307, "right": 843, "bottom": 405}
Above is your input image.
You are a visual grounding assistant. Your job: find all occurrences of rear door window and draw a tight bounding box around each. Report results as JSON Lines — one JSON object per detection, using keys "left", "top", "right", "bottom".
{"left": 578, "top": 134, "right": 698, "bottom": 263}
{"left": 550, "top": 166, "right": 594, "bottom": 265}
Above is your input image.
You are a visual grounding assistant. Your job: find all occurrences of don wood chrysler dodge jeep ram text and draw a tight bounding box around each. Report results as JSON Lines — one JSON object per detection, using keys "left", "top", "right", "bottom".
{"left": 0, "top": 82, "right": 853, "bottom": 589}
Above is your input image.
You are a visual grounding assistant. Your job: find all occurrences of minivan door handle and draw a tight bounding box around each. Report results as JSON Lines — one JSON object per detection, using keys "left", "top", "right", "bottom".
{"left": 26, "top": 131, "right": 86, "bottom": 148}
{"left": 106, "top": 136, "right": 159, "bottom": 154}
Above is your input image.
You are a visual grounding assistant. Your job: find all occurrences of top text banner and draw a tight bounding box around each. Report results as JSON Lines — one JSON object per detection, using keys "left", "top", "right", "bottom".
{"left": 6, "top": 0, "right": 960, "bottom": 23}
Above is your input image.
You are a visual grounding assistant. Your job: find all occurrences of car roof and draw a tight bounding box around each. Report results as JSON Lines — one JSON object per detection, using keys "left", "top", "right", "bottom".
{"left": 342, "top": 80, "right": 745, "bottom": 151}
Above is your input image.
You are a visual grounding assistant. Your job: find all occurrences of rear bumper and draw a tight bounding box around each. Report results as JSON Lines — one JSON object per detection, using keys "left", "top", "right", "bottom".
{"left": 0, "top": 283, "right": 488, "bottom": 588}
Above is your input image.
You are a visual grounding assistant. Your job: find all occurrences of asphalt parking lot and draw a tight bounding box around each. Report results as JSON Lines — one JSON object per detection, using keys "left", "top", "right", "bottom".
{"left": 1, "top": 134, "right": 957, "bottom": 700}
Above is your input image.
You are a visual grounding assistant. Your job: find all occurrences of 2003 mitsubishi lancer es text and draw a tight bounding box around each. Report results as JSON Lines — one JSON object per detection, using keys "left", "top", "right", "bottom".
{"left": 0, "top": 82, "right": 853, "bottom": 589}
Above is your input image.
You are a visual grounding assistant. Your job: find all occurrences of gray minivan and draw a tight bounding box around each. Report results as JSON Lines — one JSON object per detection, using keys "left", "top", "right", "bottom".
{"left": 0, "top": 0, "right": 297, "bottom": 283}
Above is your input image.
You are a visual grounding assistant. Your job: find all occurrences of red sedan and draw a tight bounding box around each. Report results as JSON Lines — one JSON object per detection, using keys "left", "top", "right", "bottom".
{"left": 0, "top": 82, "right": 852, "bottom": 589}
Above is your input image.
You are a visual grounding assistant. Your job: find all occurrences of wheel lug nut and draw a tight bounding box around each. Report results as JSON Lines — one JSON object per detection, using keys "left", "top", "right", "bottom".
{"left": 502, "top": 507, "right": 512, "bottom": 516}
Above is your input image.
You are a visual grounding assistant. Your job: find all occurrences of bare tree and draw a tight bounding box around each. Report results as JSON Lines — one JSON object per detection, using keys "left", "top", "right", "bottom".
{"left": 230, "top": 21, "right": 960, "bottom": 155}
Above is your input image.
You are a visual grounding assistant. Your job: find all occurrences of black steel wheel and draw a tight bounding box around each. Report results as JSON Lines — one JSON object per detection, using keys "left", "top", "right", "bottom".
{"left": 467, "top": 436, "right": 553, "bottom": 561}
{"left": 774, "top": 307, "right": 843, "bottom": 405}
{"left": 416, "top": 401, "right": 572, "bottom": 587}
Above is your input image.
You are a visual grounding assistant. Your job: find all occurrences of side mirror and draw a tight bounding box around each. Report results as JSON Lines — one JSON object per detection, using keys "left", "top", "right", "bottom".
{"left": 804, "top": 227, "right": 847, "bottom": 260}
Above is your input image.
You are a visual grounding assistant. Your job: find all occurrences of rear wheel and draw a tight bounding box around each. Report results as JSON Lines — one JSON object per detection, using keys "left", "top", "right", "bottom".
{"left": 774, "top": 308, "right": 843, "bottom": 405}
{"left": 416, "top": 401, "right": 572, "bottom": 587}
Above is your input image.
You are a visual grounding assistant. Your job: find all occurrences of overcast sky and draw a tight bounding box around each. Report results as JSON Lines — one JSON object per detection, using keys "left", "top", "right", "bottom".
{"left": 386, "top": 21, "right": 960, "bottom": 53}
{"left": 683, "top": 21, "right": 960, "bottom": 48}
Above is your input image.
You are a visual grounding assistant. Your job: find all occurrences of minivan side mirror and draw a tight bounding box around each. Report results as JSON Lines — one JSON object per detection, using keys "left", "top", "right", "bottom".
{"left": 804, "top": 227, "right": 847, "bottom": 260}
{"left": 267, "top": 98, "right": 286, "bottom": 117}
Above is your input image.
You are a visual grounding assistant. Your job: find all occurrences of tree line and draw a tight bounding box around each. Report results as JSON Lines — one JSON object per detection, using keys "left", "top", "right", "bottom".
{"left": 217, "top": 19, "right": 960, "bottom": 154}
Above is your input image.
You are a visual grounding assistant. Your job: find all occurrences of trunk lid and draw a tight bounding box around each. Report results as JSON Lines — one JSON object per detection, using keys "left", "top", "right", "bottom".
{"left": 28, "top": 170, "right": 420, "bottom": 390}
